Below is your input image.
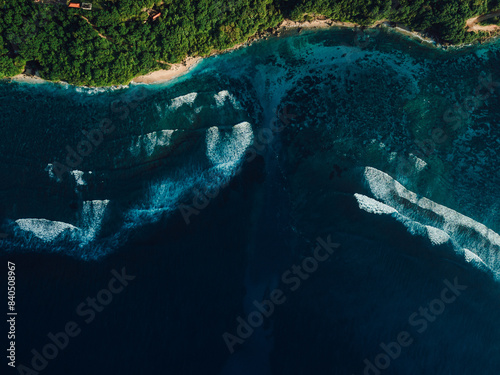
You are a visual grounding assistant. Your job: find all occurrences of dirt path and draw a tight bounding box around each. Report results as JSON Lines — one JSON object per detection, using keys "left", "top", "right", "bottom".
{"left": 466, "top": 10, "right": 500, "bottom": 33}
{"left": 79, "top": 15, "right": 113, "bottom": 41}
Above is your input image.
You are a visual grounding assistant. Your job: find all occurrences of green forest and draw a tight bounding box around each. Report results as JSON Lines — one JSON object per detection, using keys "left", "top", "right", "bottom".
{"left": 0, "top": 0, "right": 498, "bottom": 86}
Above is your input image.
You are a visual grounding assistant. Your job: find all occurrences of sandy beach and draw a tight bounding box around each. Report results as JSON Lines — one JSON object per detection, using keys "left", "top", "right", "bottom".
{"left": 131, "top": 56, "right": 202, "bottom": 84}
{"left": 279, "top": 18, "right": 358, "bottom": 30}
{"left": 279, "top": 17, "right": 436, "bottom": 44}
{"left": 131, "top": 17, "right": 435, "bottom": 85}
{"left": 130, "top": 37, "right": 256, "bottom": 84}
{"left": 10, "top": 73, "right": 47, "bottom": 84}
{"left": 4, "top": 17, "right": 444, "bottom": 87}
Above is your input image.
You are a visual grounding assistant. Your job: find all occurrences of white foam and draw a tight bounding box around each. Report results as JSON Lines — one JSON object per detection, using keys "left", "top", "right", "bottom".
{"left": 354, "top": 193, "right": 397, "bottom": 215}
{"left": 144, "top": 133, "right": 157, "bottom": 157}
{"left": 45, "top": 163, "right": 68, "bottom": 183}
{"left": 45, "top": 164, "right": 58, "bottom": 181}
{"left": 425, "top": 225, "right": 450, "bottom": 246}
{"left": 129, "top": 129, "right": 175, "bottom": 157}
{"left": 355, "top": 193, "right": 452, "bottom": 248}
{"left": 74, "top": 85, "right": 127, "bottom": 95}
{"left": 15, "top": 219, "right": 77, "bottom": 242}
{"left": 125, "top": 168, "right": 203, "bottom": 224}
{"left": 126, "top": 122, "right": 254, "bottom": 227}
{"left": 364, "top": 167, "right": 418, "bottom": 204}
{"left": 363, "top": 167, "right": 500, "bottom": 271}
{"left": 15, "top": 199, "right": 109, "bottom": 246}
{"left": 206, "top": 122, "right": 253, "bottom": 169}
{"left": 464, "top": 248, "right": 488, "bottom": 267}
{"left": 78, "top": 200, "right": 109, "bottom": 244}
{"left": 214, "top": 90, "right": 242, "bottom": 109}
{"left": 409, "top": 153, "right": 428, "bottom": 172}
{"left": 70, "top": 170, "right": 86, "bottom": 186}
{"left": 169, "top": 92, "right": 197, "bottom": 110}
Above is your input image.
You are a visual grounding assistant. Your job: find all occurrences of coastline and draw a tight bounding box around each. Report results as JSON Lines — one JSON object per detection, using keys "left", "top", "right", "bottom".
{"left": 130, "top": 56, "right": 202, "bottom": 84}
{"left": 279, "top": 17, "right": 439, "bottom": 45}
{"left": 9, "top": 73, "right": 49, "bottom": 84}
{"left": 0, "top": 17, "right": 480, "bottom": 87}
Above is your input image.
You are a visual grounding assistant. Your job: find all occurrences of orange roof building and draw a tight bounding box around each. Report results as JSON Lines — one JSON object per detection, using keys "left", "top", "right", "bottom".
{"left": 152, "top": 12, "right": 161, "bottom": 21}
{"left": 68, "top": 2, "right": 81, "bottom": 8}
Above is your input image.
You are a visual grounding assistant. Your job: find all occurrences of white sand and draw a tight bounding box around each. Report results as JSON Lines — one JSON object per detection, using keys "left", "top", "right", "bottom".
{"left": 131, "top": 57, "right": 202, "bottom": 84}
{"left": 10, "top": 74, "right": 46, "bottom": 84}
{"left": 5, "top": 17, "right": 441, "bottom": 87}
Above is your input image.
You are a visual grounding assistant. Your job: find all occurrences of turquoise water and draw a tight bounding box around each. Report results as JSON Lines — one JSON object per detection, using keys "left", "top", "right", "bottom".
{"left": 1, "top": 27, "right": 500, "bottom": 374}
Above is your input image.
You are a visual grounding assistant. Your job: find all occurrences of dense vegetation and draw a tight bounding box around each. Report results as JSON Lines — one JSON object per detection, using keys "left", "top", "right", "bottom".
{"left": 280, "top": 0, "right": 496, "bottom": 41}
{"left": 0, "top": 0, "right": 498, "bottom": 86}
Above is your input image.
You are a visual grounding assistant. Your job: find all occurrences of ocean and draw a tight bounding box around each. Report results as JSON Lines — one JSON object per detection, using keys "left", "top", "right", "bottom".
{"left": 1, "top": 27, "right": 500, "bottom": 375}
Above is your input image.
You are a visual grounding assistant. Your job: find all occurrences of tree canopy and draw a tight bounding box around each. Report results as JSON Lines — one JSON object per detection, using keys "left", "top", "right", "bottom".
{"left": 0, "top": 0, "right": 496, "bottom": 86}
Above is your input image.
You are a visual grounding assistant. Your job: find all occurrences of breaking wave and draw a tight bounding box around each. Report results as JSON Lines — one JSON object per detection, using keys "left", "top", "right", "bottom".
{"left": 1, "top": 120, "right": 254, "bottom": 260}
{"left": 358, "top": 167, "right": 500, "bottom": 278}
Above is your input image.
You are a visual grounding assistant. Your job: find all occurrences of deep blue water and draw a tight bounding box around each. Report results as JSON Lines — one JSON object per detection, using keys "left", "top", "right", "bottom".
{"left": 1, "top": 27, "right": 500, "bottom": 375}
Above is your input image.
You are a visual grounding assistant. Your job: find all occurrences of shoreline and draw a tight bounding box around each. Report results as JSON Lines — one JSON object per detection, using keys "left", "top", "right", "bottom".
{"left": 130, "top": 56, "right": 202, "bottom": 84}
{"left": 2, "top": 17, "right": 491, "bottom": 87}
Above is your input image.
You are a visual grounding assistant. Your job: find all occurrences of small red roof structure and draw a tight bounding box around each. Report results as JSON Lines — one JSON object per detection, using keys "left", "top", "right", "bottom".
{"left": 152, "top": 12, "right": 161, "bottom": 21}
{"left": 68, "top": 2, "right": 81, "bottom": 8}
